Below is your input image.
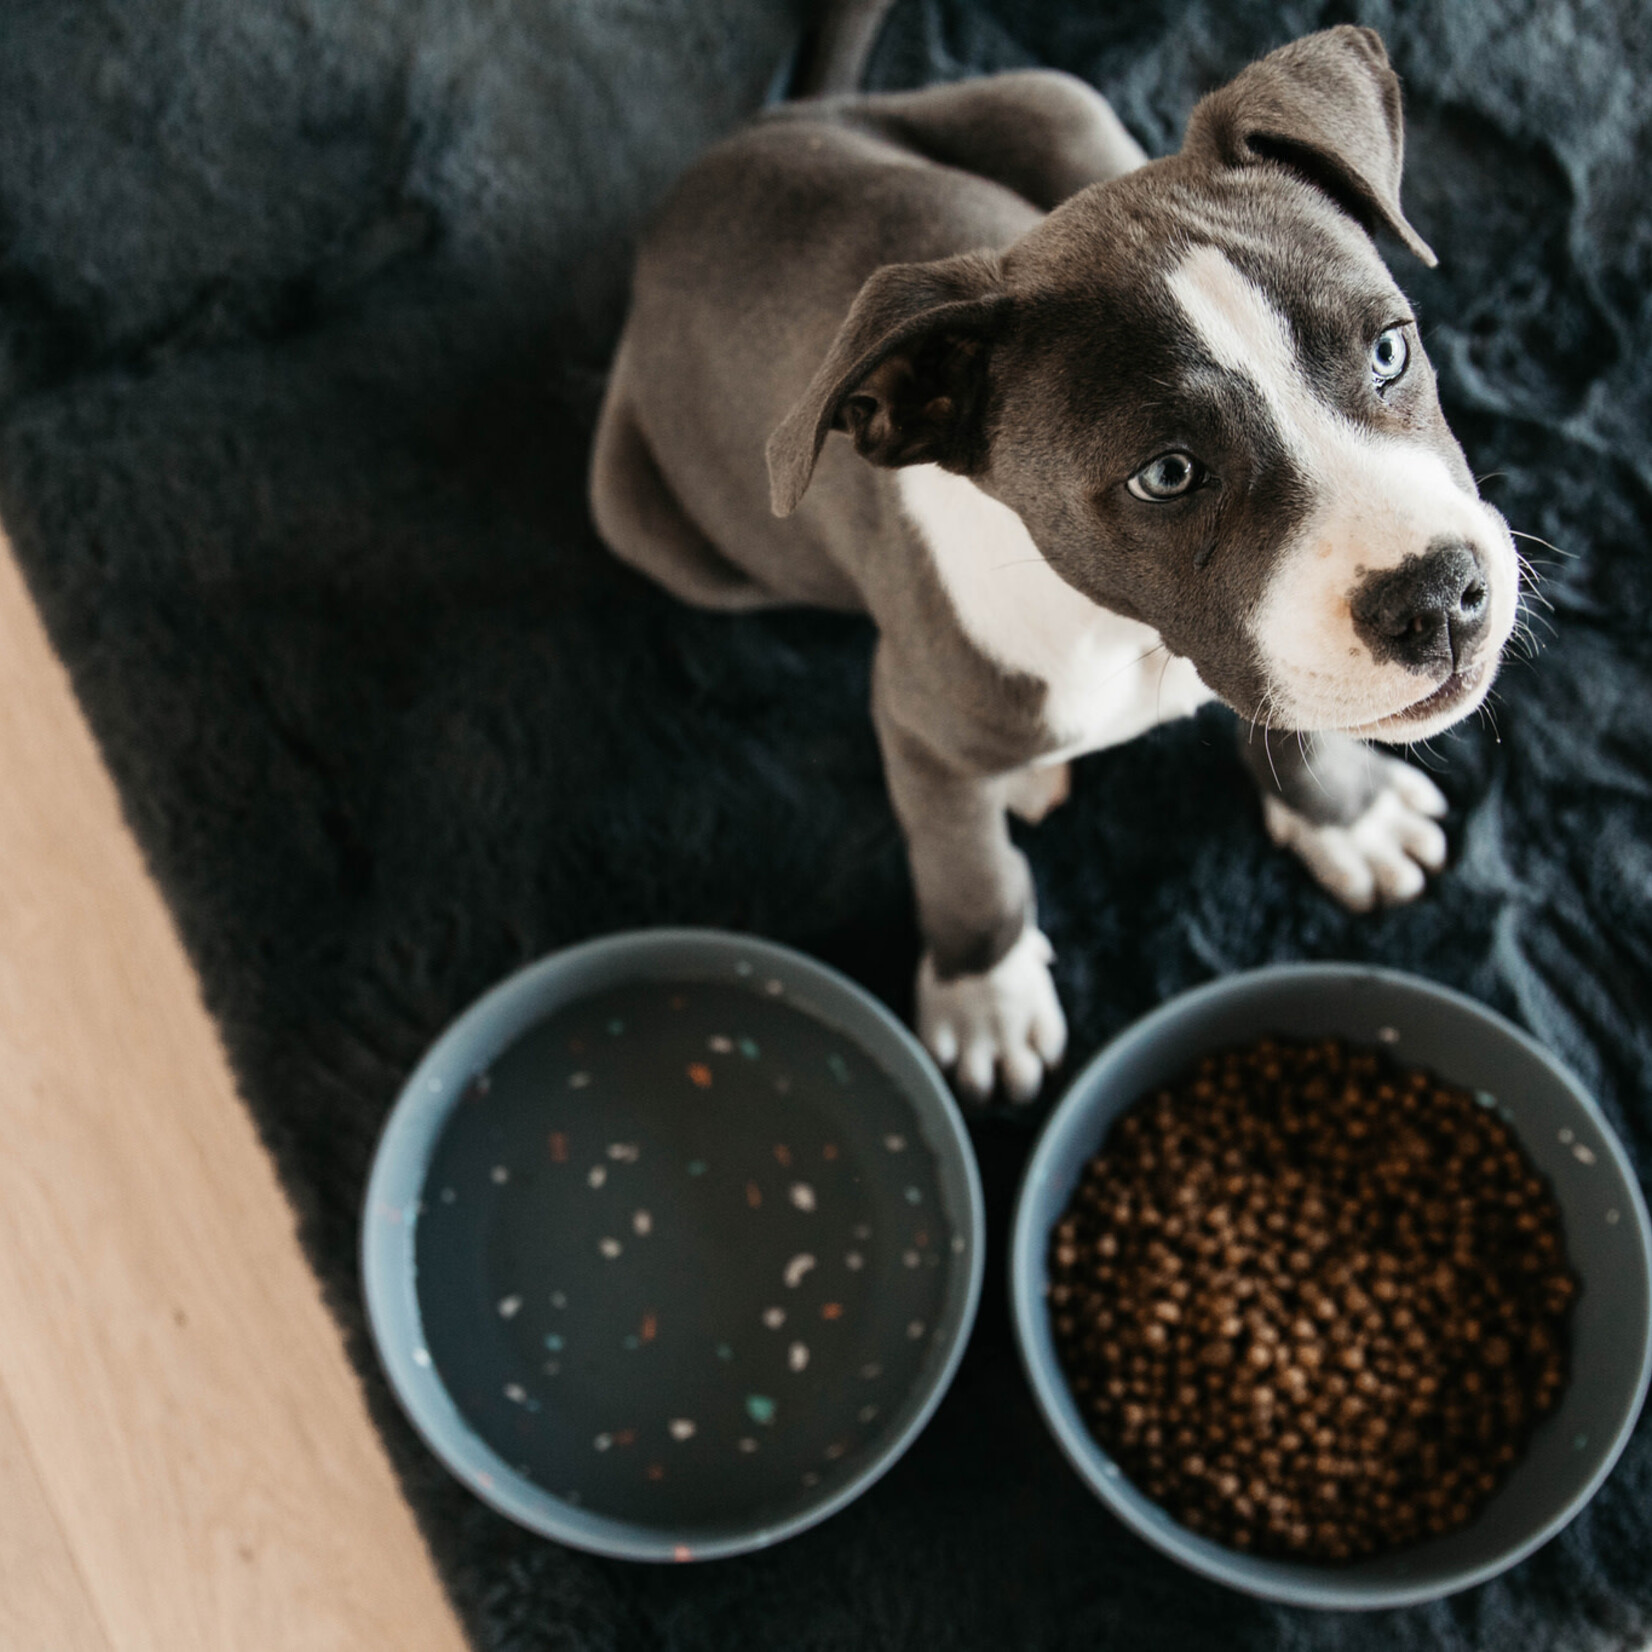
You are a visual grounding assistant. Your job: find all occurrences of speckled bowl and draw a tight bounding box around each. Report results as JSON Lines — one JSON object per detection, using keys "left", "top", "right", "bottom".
{"left": 1011, "top": 963, "right": 1652, "bottom": 1610}
{"left": 362, "top": 929, "right": 983, "bottom": 1562}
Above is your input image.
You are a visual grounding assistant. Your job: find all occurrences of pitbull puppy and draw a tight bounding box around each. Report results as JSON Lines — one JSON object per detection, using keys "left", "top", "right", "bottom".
{"left": 590, "top": 28, "right": 1519, "bottom": 1103}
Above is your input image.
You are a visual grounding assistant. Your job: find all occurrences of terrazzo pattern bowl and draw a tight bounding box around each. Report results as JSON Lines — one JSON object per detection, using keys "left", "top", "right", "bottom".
{"left": 1011, "top": 963, "right": 1652, "bottom": 1609}
{"left": 363, "top": 929, "right": 983, "bottom": 1562}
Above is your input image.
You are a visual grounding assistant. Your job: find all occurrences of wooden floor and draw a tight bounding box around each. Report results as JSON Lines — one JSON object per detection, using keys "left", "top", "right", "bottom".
{"left": 0, "top": 525, "right": 469, "bottom": 1652}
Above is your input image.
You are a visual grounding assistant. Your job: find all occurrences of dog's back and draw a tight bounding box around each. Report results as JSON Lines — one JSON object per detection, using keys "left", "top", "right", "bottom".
{"left": 593, "top": 75, "right": 1132, "bottom": 613}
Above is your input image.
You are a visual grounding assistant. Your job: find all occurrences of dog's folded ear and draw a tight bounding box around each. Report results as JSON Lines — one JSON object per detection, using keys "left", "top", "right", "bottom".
{"left": 1183, "top": 25, "right": 1437, "bottom": 268}
{"left": 766, "top": 251, "right": 1010, "bottom": 517}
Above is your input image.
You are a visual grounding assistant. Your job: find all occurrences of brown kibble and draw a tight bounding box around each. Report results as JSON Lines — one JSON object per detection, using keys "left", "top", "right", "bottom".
{"left": 1045, "top": 1032, "right": 1576, "bottom": 1564}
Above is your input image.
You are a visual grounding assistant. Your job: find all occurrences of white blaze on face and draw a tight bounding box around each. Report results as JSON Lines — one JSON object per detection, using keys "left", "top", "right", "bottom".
{"left": 1165, "top": 245, "right": 1518, "bottom": 740}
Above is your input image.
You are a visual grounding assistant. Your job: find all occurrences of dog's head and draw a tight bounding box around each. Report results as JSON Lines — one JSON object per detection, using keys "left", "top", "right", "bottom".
{"left": 767, "top": 27, "right": 1518, "bottom": 741}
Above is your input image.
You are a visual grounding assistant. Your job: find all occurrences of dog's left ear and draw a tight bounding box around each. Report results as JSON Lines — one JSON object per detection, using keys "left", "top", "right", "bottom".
{"left": 1183, "top": 25, "right": 1437, "bottom": 268}
{"left": 766, "top": 250, "right": 1010, "bottom": 517}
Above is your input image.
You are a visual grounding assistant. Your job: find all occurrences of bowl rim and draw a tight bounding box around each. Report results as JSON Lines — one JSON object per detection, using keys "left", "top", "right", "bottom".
{"left": 361, "top": 926, "right": 985, "bottom": 1563}
{"left": 1009, "top": 960, "right": 1652, "bottom": 1610}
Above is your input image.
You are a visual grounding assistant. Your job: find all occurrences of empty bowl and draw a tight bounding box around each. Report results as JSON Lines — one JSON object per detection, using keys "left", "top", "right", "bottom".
{"left": 1011, "top": 962, "right": 1652, "bottom": 1609}
{"left": 362, "top": 928, "right": 982, "bottom": 1562}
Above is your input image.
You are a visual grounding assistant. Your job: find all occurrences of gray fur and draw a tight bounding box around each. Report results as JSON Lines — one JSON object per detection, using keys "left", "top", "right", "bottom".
{"left": 591, "top": 29, "right": 1489, "bottom": 1026}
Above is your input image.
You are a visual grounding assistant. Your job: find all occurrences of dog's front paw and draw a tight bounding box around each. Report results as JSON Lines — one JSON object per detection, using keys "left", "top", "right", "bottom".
{"left": 916, "top": 927, "right": 1067, "bottom": 1105}
{"left": 1263, "top": 760, "right": 1448, "bottom": 911}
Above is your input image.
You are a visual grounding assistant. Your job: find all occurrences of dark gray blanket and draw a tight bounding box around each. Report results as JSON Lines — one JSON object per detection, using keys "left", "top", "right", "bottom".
{"left": 2, "top": 1, "right": 1649, "bottom": 1646}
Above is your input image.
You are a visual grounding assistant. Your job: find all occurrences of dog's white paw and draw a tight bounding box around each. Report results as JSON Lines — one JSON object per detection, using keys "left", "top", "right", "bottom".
{"left": 917, "top": 927, "right": 1067, "bottom": 1104}
{"left": 1263, "top": 760, "right": 1449, "bottom": 911}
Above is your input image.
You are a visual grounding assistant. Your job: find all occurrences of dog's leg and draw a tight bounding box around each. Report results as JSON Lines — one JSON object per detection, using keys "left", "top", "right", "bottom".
{"left": 591, "top": 372, "right": 779, "bottom": 612}
{"left": 1239, "top": 727, "right": 1449, "bottom": 911}
{"left": 874, "top": 690, "right": 1066, "bottom": 1104}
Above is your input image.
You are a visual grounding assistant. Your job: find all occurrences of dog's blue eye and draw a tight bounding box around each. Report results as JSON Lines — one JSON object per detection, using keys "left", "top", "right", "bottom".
{"left": 1127, "top": 451, "right": 1201, "bottom": 502}
{"left": 1371, "top": 325, "right": 1409, "bottom": 387}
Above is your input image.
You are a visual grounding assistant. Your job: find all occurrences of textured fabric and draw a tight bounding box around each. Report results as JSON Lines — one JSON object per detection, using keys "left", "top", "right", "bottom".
{"left": 2, "top": 0, "right": 1650, "bottom": 1646}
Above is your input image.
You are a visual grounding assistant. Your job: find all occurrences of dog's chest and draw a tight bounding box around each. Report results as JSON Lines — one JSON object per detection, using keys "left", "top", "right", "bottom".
{"left": 897, "top": 465, "right": 1214, "bottom": 759}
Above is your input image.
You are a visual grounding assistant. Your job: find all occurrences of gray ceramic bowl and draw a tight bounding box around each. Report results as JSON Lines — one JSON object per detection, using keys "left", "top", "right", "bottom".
{"left": 1011, "top": 963, "right": 1652, "bottom": 1609}
{"left": 363, "top": 929, "right": 984, "bottom": 1562}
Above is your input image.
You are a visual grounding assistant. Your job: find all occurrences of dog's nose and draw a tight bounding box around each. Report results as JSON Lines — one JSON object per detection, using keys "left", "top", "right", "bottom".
{"left": 1351, "top": 541, "right": 1490, "bottom": 673}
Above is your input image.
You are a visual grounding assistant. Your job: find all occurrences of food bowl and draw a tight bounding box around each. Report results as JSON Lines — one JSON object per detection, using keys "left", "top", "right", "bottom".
{"left": 1011, "top": 963, "right": 1652, "bottom": 1609}
{"left": 363, "top": 929, "right": 983, "bottom": 1562}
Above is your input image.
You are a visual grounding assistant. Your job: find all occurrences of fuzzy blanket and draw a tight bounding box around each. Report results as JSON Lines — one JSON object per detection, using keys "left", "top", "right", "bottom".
{"left": 2, "top": 1, "right": 1649, "bottom": 1646}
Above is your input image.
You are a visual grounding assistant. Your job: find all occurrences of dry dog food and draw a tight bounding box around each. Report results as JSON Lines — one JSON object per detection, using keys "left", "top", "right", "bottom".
{"left": 1048, "top": 1035, "right": 1576, "bottom": 1561}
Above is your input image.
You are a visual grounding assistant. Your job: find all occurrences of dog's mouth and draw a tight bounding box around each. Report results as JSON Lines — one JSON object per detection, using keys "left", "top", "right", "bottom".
{"left": 1401, "top": 663, "right": 1484, "bottom": 720}
{"left": 1365, "top": 661, "right": 1487, "bottom": 735}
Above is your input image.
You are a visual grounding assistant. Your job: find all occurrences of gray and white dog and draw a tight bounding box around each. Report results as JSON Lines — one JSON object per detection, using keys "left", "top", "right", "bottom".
{"left": 590, "top": 27, "right": 1518, "bottom": 1104}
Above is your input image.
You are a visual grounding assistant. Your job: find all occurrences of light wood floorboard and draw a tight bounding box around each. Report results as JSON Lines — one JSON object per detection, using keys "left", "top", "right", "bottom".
{"left": 0, "top": 1379, "right": 111, "bottom": 1652}
{"left": 0, "top": 524, "right": 469, "bottom": 1652}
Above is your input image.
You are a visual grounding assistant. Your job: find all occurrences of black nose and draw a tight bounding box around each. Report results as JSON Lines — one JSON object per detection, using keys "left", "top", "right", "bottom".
{"left": 1351, "top": 541, "right": 1490, "bottom": 674}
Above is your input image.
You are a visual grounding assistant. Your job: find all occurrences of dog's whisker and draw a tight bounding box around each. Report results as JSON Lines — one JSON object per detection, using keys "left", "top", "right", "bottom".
{"left": 1092, "top": 641, "right": 1168, "bottom": 694}
{"left": 1155, "top": 648, "right": 1173, "bottom": 725}
{"left": 1257, "top": 693, "right": 1284, "bottom": 792}
{"left": 1296, "top": 729, "right": 1332, "bottom": 800}
{"left": 1511, "top": 551, "right": 1556, "bottom": 605}
{"left": 1508, "top": 527, "right": 1578, "bottom": 562}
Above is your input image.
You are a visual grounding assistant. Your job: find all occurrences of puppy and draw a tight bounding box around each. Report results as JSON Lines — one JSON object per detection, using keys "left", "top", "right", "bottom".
{"left": 590, "top": 28, "right": 1518, "bottom": 1103}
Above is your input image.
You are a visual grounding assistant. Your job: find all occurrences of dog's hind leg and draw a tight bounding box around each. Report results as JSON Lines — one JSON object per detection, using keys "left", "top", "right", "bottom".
{"left": 848, "top": 70, "right": 1148, "bottom": 210}
{"left": 1238, "top": 726, "right": 1449, "bottom": 911}
{"left": 591, "top": 379, "right": 780, "bottom": 612}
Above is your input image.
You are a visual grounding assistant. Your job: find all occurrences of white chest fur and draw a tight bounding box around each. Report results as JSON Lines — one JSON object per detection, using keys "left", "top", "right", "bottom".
{"left": 897, "top": 464, "right": 1213, "bottom": 761}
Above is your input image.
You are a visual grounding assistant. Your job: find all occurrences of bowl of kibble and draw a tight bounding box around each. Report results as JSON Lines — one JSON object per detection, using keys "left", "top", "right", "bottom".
{"left": 363, "top": 929, "right": 983, "bottom": 1561}
{"left": 1011, "top": 963, "right": 1652, "bottom": 1609}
